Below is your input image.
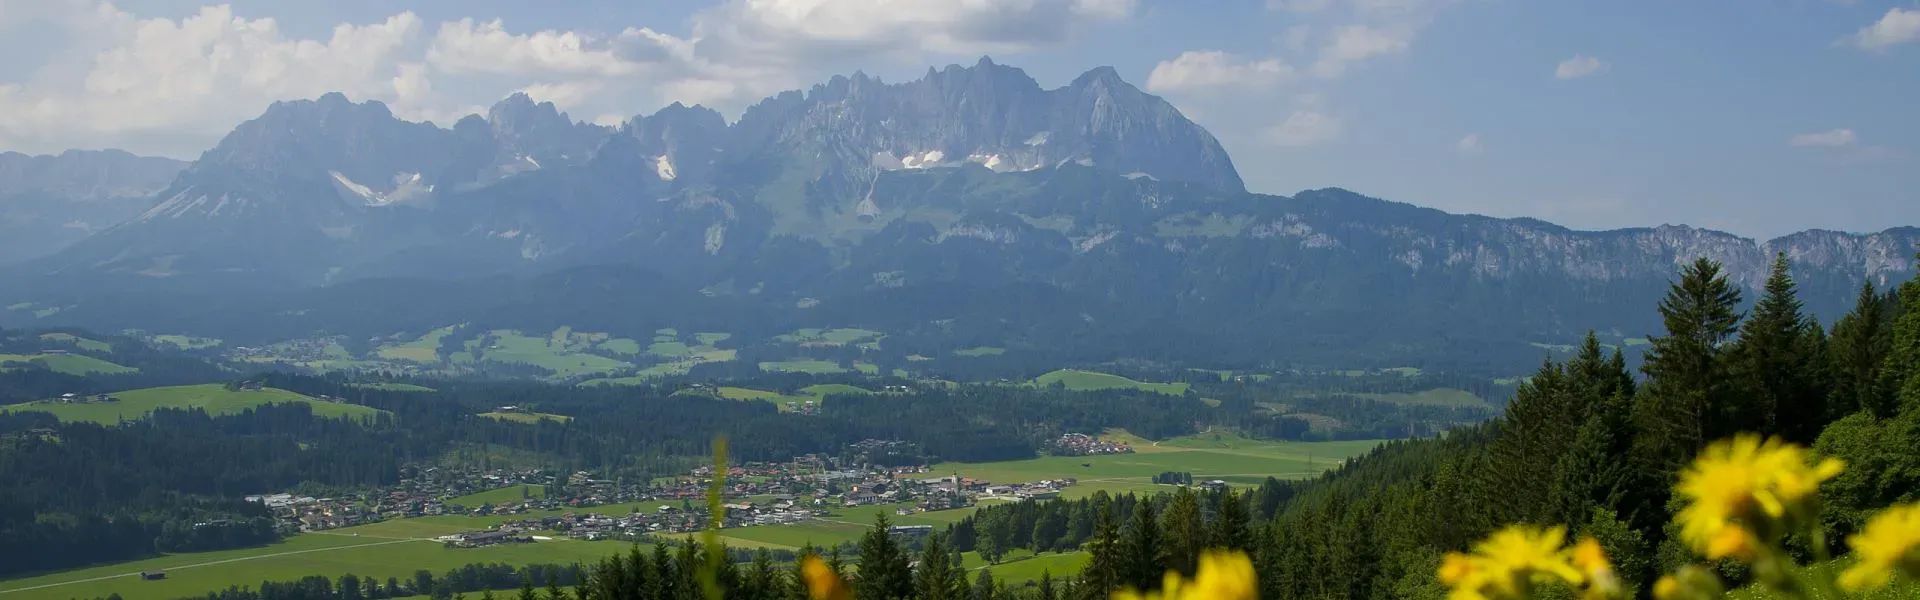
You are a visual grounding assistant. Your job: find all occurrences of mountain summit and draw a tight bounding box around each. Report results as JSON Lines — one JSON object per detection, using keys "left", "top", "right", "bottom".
{"left": 4, "top": 60, "right": 1913, "bottom": 372}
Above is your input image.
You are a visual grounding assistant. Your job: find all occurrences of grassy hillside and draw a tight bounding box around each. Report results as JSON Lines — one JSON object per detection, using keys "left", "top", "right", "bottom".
{"left": 0, "top": 384, "right": 387, "bottom": 424}
{"left": 477, "top": 411, "right": 572, "bottom": 424}
{"left": 0, "top": 353, "right": 137, "bottom": 376}
{"left": 1031, "top": 369, "right": 1189, "bottom": 395}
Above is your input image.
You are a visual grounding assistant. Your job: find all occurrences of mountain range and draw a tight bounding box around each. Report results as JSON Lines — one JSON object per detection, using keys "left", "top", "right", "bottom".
{"left": 1, "top": 58, "right": 1913, "bottom": 374}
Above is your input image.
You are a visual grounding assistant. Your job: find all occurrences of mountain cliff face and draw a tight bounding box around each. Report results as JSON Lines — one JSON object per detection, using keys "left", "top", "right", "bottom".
{"left": 4, "top": 60, "right": 1914, "bottom": 372}
{"left": 0, "top": 149, "right": 186, "bottom": 263}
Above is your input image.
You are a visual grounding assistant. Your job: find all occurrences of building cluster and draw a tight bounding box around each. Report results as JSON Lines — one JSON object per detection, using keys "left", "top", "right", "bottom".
{"left": 1050, "top": 433, "right": 1132, "bottom": 456}
{"left": 247, "top": 443, "right": 1077, "bottom": 544}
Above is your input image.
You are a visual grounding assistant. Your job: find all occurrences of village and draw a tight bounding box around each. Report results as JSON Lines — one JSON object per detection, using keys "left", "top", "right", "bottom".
{"left": 246, "top": 436, "right": 1102, "bottom": 547}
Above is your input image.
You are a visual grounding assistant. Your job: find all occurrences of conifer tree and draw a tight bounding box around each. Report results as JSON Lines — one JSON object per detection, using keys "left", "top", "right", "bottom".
{"left": 518, "top": 576, "right": 537, "bottom": 600}
{"left": 1636, "top": 257, "right": 1743, "bottom": 468}
{"left": 1880, "top": 258, "right": 1920, "bottom": 410}
{"left": 1076, "top": 492, "right": 1121, "bottom": 600}
{"left": 1162, "top": 487, "right": 1204, "bottom": 575}
{"left": 968, "top": 569, "right": 995, "bottom": 600}
{"left": 854, "top": 514, "right": 912, "bottom": 600}
{"left": 915, "top": 533, "right": 962, "bottom": 600}
{"left": 1037, "top": 571, "right": 1057, "bottom": 600}
{"left": 744, "top": 548, "right": 778, "bottom": 600}
{"left": 788, "top": 544, "right": 819, "bottom": 600}
{"left": 1733, "top": 254, "right": 1828, "bottom": 441}
{"left": 1829, "top": 282, "right": 1894, "bottom": 417}
{"left": 1207, "top": 490, "right": 1252, "bottom": 551}
{"left": 647, "top": 542, "right": 673, "bottom": 600}
{"left": 1118, "top": 498, "right": 1165, "bottom": 590}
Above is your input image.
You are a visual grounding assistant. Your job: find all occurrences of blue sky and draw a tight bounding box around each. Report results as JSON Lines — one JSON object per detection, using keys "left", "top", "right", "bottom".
{"left": 0, "top": 0, "right": 1914, "bottom": 238}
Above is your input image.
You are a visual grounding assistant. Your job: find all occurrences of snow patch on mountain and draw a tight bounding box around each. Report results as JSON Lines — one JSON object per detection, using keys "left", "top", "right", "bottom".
{"left": 655, "top": 155, "right": 677, "bottom": 181}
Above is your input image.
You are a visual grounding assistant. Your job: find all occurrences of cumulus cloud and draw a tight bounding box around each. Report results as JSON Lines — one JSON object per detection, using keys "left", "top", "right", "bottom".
{"left": 0, "top": 0, "right": 1135, "bottom": 157}
{"left": 1455, "top": 133, "right": 1481, "bottom": 155}
{"left": 1789, "top": 128, "right": 1857, "bottom": 148}
{"left": 1847, "top": 7, "right": 1920, "bottom": 51}
{"left": 1554, "top": 54, "right": 1607, "bottom": 79}
{"left": 0, "top": 4, "right": 432, "bottom": 156}
{"left": 1265, "top": 110, "right": 1342, "bottom": 147}
{"left": 1312, "top": 24, "right": 1412, "bottom": 77}
{"left": 1146, "top": 51, "right": 1294, "bottom": 94}
{"left": 689, "top": 0, "right": 1134, "bottom": 63}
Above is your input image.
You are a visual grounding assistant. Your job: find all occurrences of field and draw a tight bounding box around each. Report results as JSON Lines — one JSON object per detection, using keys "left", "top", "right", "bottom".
{"left": 577, "top": 330, "right": 736, "bottom": 385}
{"left": 0, "top": 384, "right": 388, "bottom": 424}
{"left": 37, "top": 333, "right": 113, "bottom": 353}
{"left": 150, "top": 334, "right": 223, "bottom": 350}
{"left": 374, "top": 326, "right": 458, "bottom": 363}
{"left": 1345, "top": 388, "right": 1489, "bottom": 408}
{"left": 758, "top": 359, "right": 847, "bottom": 374}
{"left": 350, "top": 382, "right": 437, "bottom": 392}
{"left": 698, "top": 384, "right": 877, "bottom": 411}
{"left": 952, "top": 346, "right": 1006, "bottom": 357}
{"left": 932, "top": 431, "right": 1380, "bottom": 499}
{"left": 0, "top": 353, "right": 136, "bottom": 375}
{"left": 473, "top": 329, "right": 631, "bottom": 379}
{"left": 1031, "top": 369, "right": 1189, "bottom": 396}
{"left": 774, "top": 328, "right": 882, "bottom": 346}
{"left": 478, "top": 411, "right": 573, "bottom": 424}
{"left": 0, "top": 435, "right": 1378, "bottom": 598}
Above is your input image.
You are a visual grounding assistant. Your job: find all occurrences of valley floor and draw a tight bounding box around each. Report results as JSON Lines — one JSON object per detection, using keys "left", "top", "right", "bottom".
{"left": 0, "top": 434, "right": 1381, "bottom": 599}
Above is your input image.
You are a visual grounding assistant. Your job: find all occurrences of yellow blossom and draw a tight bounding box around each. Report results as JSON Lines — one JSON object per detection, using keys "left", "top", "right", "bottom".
{"left": 1839, "top": 502, "right": 1920, "bottom": 591}
{"left": 1111, "top": 549, "right": 1256, "bottom": 600}
{"left": 1673, "top": 434, "right": 1842, "bottom": 560}
{"left": 1569, "top": 538, "right": 1620, "bottom": 600}
{"left": 800, "top": 555, "right": 850, "bottom": 600}
{"left": 1652, "top": 575, "right": 1682, "bottom": 600}
{"left": 1437, "top": 526, "right": 1607, "bottom": 600}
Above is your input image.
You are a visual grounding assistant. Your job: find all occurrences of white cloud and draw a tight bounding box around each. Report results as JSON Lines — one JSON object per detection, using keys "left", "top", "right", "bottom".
{"left": 1146, "top": 51, "right": 1294, "bottom": 94}
{"left": 1455, "top": 133, "right": 1481, "bottom": 154}
{"left": 1789, "top": 128, "right": 1857, "bottom": 148}
{"left": 690, "top": 0, "right": 1133, "bottom": 63}
{"left": 427, "top": 19, "right": 643, "bottom": 77}
{"left": 1554, "top": 54, "right": 1607, "bottom": 79}
{"left": 0, "top": 4, "right": 431, "bottom": 156}
{"left": 1265, "top": 110, "right": 1342, "bottom": 147}
{"left": 0, "top": 1, "right": 1138, "bottom": 157}
{"left": 1848, "top": 7, "right": 1920, "bottom": 51}
{"left": 1311, "top": 25, "right": 1413, "bottom": 77}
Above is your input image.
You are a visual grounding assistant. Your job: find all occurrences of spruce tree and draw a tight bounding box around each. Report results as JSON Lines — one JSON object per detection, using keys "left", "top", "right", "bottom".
{"left": 1208, "top": 490, "right": 1252, "bottom": 551}
{"left": 1162, "top": 487, "right": 1204, "bottom": 575}
{"left": 1636, "top": 257, "right": 1743, "bottom": 468}
{"left": 1829, "top": 282, "right": 1894, "bottom": 417}
{"left": 1076, "top": 492, "right": 1121, "bottom": 600}
{"left": 518, "top": 577, "right": 537, "bottom": 600}
{"left": 1118, "top": 498, "right": 1165, "bottom": 590}
{"left": 915, "top": 533, "right": 962, "bottom": 600}
{"left": 1733, "top": 254, "right": 1827, "bottom": 441}
{"left": 968, "top": 570, "right": 995, "bottom": 600}
{"left": 1037, "top": 571, "right": 1056, "bottom": 600}
{"left": 1880, "top": 260, "right": 1920, "bottom": 410}
{"left": 854, "top": 515, "right": 912, "bottom": 600}
{"left": 744, "top": 548, "right": 778, "bottom": 600}
{"left": 1483, "top": 359, "right": 1579, "bottom": 524}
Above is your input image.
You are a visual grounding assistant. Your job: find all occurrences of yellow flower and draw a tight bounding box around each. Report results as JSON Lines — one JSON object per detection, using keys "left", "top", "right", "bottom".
{"left": 1839, "top": 502, "right": 1920, "bottom": 591}
{"left": 800, "top": 555, "right": 850, "bottom": 600}
{"left": 1673, "top": 434, "right": 1843, "bottom": 560}
{"left": 1569, "top": 538, "right": 1620, "bottom": 600}
{"left": 1652, "top": 575, "right": 1682, "bottom": 600}
{"left": 1111, "top": 549, "right": 1255, "bottom": 600}
{"left": 1437, "top": 526, "right": 1607, "bottom": 600}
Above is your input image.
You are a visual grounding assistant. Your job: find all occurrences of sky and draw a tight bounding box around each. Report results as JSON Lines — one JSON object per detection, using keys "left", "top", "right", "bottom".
{"left": 0, "top": 0, "right": 1914, "bottom": 239}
